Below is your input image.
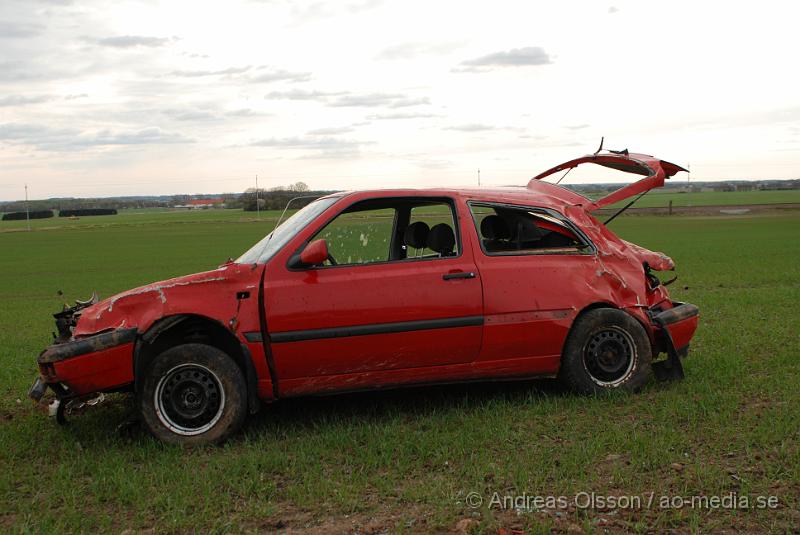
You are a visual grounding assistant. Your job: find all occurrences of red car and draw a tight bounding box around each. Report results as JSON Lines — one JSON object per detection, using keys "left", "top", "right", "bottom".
{"left": 29, "top": 150, "right": 699, "bottom": 444}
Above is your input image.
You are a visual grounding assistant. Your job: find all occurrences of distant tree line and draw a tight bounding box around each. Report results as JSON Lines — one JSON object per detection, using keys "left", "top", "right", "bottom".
{"left": 0, "top": 181, "right": 336, "bottom": 215}
{"left": 2, "top": 210, "right": 54, "bottom": 221}
{"left": 59, "top": 208, "right": 118, "bottom": 217}
{"left": 239, "top": 183, "right": 332, "bottom": 212}
{"left": 0, "top": 198, "right": 166, "bottom": 213}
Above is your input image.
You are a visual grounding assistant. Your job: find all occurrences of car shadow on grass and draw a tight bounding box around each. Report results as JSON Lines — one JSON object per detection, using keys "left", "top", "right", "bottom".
{"left": 241, "top": 377, "right": 566, "bottom": 439}
{"left": 35, "top": 376, "right": 651, "bottom": 448}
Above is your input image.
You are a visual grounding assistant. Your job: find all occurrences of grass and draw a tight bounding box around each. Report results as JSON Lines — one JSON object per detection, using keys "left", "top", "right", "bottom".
{"left": 1, "top": 206, "right": 799, "bottom": 533}
{"left": 584, "top": 188, "right": 800, "bottom": 209}
{"left": 0, "top": 207, "right": 286, "bottom": 232}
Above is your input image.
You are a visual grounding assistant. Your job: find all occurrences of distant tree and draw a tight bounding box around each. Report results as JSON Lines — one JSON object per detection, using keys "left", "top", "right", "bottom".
{"left": 220, "top": 192, "right": 242, "bottom": 209}
{"left": 240, "top": 188, "right": 270, "bottom": 211}
{"left": 289, "top": 181, "right": 309, "bottom": 192}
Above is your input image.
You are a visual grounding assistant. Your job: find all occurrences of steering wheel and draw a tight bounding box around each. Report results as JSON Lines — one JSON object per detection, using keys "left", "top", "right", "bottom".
{"left": 326, "top": 253, "right": 338, "bottom": 265}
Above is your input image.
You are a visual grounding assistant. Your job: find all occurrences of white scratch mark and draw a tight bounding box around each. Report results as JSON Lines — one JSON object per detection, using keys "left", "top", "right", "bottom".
{"left": 106, "top": 277, "right": 226, "bottom": 312}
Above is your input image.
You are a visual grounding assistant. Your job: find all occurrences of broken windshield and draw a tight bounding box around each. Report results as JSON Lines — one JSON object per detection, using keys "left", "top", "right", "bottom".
{"left": 236, "top": 196, "right": 339, "bottom": 264}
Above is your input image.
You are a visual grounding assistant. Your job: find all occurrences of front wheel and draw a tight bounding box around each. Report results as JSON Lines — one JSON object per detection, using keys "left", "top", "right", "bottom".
{"left": 139, "top": 343, "right": 247, "bottom": 445}
{"left": 558, "top": 308, "right": 652, "bottom": 394}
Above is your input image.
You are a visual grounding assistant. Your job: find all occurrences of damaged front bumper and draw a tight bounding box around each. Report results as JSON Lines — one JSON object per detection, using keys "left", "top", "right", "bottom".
{"left": 28, "top": 327, "right": 137, "bottom": 402}
{"left": 650, "top": 302, "right": 700, "bottom": 381}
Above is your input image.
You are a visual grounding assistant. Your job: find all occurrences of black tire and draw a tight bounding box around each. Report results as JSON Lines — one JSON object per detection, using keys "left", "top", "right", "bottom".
{"left": 138, "top": 343, "right": 247, "bottom": 445}
{"left": 558, "top": 308, "right": 651, "bottom": 395}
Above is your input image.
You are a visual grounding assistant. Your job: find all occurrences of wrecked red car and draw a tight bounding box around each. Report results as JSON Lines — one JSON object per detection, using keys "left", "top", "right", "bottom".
{"left": 29, "top": 150, "right": 699, "bottom": 444}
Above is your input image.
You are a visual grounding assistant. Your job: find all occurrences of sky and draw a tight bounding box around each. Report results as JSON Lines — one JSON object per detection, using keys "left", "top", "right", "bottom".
{"left": 1, "top": 0, "right": 799, "bottom": 200}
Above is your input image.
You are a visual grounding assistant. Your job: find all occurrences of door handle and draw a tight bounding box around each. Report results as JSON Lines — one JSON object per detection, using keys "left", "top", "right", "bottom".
{"left": 442, "top": 271, "right": 476, "bottom": 281}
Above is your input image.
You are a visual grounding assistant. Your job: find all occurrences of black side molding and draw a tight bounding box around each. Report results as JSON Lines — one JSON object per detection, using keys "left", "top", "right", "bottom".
{"left": 243, "top": 331, "right": 262, "bottom": 343}
{"left": 270, "top": 315, "right": 484, "bottom": 343}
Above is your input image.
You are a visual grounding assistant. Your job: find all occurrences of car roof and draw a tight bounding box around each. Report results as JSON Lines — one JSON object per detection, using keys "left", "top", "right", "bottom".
{"left": 333, "top": 181, "right": 593, "bottom": 211}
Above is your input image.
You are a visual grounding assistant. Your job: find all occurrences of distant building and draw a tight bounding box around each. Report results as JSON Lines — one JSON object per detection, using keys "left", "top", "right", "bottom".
{"left": 711, "top": 182, "right": 736, "bottom": 192}
{"left": 174, "top": 198, "right": 225, "bottom": 209}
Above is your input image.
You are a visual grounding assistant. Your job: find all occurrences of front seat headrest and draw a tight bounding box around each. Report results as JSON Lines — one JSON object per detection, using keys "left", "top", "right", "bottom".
{"left": 403, "top": 221, "right": 430, "bottom": 249}
{"left": 480, "top": 215, "right": 510, "bottom": 240}
{"left": 427, "top": 224, "right": 455, "bottom": 255}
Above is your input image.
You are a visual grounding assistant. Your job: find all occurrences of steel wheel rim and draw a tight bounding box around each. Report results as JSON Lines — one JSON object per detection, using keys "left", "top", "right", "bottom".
{"left": 154, "top": 363, "right": 225, "bottom": 436}
{"left": 582, "top": 326, "right": 637, "bottom": 387}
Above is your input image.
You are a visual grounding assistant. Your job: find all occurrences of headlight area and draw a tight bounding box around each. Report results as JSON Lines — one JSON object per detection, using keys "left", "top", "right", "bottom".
{"left": 29, "top": 328, "right": 138, "bottom": 403}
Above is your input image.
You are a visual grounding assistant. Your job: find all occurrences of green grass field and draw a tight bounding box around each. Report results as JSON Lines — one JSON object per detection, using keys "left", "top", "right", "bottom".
{"left": 1, "top": 206, "right": 799, "bottom": 533}
{"left": 592, "top": 188, "right": 800, "bottom": 209}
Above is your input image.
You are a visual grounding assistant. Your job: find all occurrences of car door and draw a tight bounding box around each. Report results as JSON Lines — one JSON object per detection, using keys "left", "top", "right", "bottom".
{"left": 466, "top": 201, "right": 598, "bottom": 375}
{"left": 263, "top": 195, "right": 483, "bottom": 390}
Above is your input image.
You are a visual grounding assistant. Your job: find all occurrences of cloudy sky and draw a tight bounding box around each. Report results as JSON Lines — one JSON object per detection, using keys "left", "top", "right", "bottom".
{"left": 1, "top": 0, "right": 799, "bottom": 200}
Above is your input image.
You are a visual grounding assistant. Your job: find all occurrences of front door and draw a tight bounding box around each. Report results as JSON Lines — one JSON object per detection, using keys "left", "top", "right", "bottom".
{"left": 264, "top": 196, "right": 483, "bottom": 388}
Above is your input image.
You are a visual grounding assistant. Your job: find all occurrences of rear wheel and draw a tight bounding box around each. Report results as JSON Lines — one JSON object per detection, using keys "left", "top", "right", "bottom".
{"left": 139, "top": 343, "right": 247, "bottom": 445}
{"left": 558, "top": 308, "right": 651, "bottom": 394}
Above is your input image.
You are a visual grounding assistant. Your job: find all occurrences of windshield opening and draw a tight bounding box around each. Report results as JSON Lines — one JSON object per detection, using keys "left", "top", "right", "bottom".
{"left": 235, "top": 196, "right": 339, "bottom": 264}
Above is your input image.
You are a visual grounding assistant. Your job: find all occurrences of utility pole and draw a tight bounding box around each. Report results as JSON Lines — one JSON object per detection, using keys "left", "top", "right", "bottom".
{"left": 25, "top": 184, "right": 30, "bottom": 231}
{"left": 255, "top": 174, "right": 260, "bottom": 220}
{"left": 478, "top": 168, "right": 481, "bottom": 187}
{"left": 687, "top": 163, "right": 691, "bottom": 207}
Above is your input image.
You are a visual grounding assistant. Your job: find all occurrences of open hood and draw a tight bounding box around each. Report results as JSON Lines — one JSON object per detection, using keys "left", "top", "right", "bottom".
{"left": 529, "top": 150, "right": 687, "bottom": 210}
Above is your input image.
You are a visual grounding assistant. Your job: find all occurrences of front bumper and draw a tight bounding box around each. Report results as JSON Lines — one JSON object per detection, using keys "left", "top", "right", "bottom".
{"left": 29, "top": 328, "right": 137, "bottom": 402}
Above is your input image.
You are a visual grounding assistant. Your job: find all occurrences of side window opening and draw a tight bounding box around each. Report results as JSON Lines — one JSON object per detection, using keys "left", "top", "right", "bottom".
{"left": 470, "top": 203, "right": 588, "bottom": 255}
{"left": 316, "top": 207, "right": 396, "bottom": 265}
{"left": 310, "top": 198, "right": 459, "bottom": 267}
{"left": 405, "top": 203, "right": 459, "bottom": 258}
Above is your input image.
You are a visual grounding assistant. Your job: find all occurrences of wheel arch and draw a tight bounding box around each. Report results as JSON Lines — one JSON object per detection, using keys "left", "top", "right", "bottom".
{"left": 133, "top": 314, "right": 260, "bottom": 413}
{"left": 557, "top": 303, "right": 654, "bottom": 393}
{"left": 563, "top": 301, "right": 655, "bottom": 357}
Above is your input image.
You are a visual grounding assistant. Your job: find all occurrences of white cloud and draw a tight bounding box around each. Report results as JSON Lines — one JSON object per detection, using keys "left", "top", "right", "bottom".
{"left": 171, "top": 66, "right": 252, "bottom": 77}
{"left": 0, "top": 21, "right": 43, "bottom": 38}
{"left": 376, "top": 41, "right": 462, "bottom": 60}
{"left": 306, "top": 126, "right": 355, "bottom": 135}
{"left": 0, "top": 95, "right": 54, "bottom": 106}
{"left": 0, "top": 123, "right": 193, "bottom": 151}
{"left": 455, "top": 46, "right": 552, "bottom": 72}
{"left": 95, "top": 35, "right": 173, "bottom": 48}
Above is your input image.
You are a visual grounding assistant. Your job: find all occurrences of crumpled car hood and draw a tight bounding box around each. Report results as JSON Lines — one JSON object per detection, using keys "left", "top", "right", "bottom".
{"left": 73, "top": 263, "right": 260, "bottom": 338}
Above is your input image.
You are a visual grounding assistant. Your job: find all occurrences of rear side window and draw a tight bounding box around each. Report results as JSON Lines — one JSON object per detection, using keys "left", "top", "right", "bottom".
{"left": 469, "top": 202, "right": 590, "bottom": 255}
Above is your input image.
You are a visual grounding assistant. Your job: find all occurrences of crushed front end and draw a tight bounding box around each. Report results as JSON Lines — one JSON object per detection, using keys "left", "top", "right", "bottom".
{"left": 28, "top": 297, "right": 137, "bottom": 409}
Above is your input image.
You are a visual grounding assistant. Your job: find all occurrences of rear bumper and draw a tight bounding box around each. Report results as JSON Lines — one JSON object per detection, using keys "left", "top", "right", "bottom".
{"left": 29, "top": 328, "right": 137, "bottom": 402}
{"left": 649, "top": 302, "right": 698, "bottom": 381}
{"left": 652, "top": 302, "right": 699, "bottom": 353}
